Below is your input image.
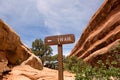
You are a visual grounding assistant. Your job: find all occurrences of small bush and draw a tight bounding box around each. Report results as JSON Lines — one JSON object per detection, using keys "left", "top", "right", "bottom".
{"left": 64, "top": 42, "right": 120, "bottom": 79}
{"left": 64, "top": 56, "right": 120, "bottom": 80}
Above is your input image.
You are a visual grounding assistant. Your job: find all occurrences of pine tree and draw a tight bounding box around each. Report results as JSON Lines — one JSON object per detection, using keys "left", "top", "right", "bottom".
{"left": 31, "top": 39, "right": 53, "bottom": 65}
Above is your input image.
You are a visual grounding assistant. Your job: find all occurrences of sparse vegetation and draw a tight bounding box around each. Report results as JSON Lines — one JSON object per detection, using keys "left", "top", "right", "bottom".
{"left": 64, "top": 42, "right": 120, "bottom": 80}
{"left": 31, "top": 39, "right": 59, "bottom": 69}
{"left": 64, "top": 57, "right": 120, "bottom": 80}
{"left": 31, "top": 39, "right": 53, "bottom": 66}
{"left": 32, "top": 39, "right": 120, "bottom": 79}
{"left": 44, "top": 54, "right": 58, "bottom": 69}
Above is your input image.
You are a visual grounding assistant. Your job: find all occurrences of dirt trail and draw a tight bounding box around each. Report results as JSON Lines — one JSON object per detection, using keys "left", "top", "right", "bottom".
{"left": 3, "top": 65, "right": 75, "bottom": 80}
{"left": 38, "top": 67, "right": 75, "bottom": 80}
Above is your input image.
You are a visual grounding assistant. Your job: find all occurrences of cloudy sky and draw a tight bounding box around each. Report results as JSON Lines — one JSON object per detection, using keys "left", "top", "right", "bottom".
{"left": 0, "top": 0, "right": 104, "bottom": 55}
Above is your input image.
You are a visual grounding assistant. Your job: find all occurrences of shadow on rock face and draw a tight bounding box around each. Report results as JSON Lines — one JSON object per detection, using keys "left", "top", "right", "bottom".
{"left": 0, "top": 19, "right": 43, "bottom": 79}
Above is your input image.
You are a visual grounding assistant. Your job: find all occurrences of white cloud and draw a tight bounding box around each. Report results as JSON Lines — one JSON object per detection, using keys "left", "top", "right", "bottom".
{"left": 51, "top": 45, "right": 73, "bottom": 56}
{"left": 0, "top": 0, "right": 46, "bottom": 47}
{"left": 37, "top": 0, "right": 104, "bottom": 34}
{"left": 0, "top": 0, "right": 44, "bottom": 27}
{"left": 0, "top": 0, "right": 104, "bottom": 54}
{"left": 36, "top": 0, "right": 104, "bottom": 55}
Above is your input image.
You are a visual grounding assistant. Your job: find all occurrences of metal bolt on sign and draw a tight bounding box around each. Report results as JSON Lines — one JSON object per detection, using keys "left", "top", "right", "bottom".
{"left": 44, "top": 34, "right": 75, "bottom": 80}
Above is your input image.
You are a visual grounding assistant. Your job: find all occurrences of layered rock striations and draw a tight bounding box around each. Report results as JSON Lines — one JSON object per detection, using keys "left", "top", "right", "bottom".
{"left": 70, "top": 0, "right": 120, "bottom": 65}
{"left": 0, "top": 19, "right": 43, "bottom": 77}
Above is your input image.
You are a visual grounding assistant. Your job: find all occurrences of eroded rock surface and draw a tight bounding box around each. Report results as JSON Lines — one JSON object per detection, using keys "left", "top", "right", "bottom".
{"left": 0, "top": 19, "right": 43, "bottom": 78}
{"left": 70, "top": 0, "right": 120, "bottom": 65}
{"left": 3, "top": 65, "right": 75, "bottom": 80}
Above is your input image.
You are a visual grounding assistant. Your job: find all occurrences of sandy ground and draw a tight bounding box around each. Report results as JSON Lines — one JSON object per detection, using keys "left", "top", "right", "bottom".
{"left": 3, "top": 65, "right": 75, "bottom": 80}
{"left": 38, "top": 67, "right": 75, "bottom": 80}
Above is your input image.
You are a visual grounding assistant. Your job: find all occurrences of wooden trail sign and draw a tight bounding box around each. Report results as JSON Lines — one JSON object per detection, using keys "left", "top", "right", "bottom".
{"left": 45, "top": 34, "right": 75, "bottom": 45}
{"left": 44, "top": 34, "right": 75, "bottom": 80}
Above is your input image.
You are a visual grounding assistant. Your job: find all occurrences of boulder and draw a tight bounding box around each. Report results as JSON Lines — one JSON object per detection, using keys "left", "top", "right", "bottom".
{"left": 3, "top": 65, "right": 42, "bottom": 80}
{"left": 70, "top": 0, "right": 120, "bottom": 65}
{"left": 0, "top": 19, "right": 43, "bottom": 76}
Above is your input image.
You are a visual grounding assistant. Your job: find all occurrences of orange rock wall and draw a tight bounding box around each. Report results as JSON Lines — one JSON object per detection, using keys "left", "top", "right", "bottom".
{"left": 70, "top": 0, "right": 120, "bottom": 64}
{"left": 0, "top": 19, "right": 43, "bottom": 76}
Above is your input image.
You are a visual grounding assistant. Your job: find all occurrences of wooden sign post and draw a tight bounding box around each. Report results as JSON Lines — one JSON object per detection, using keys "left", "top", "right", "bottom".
{"left": 44, "top": 34, "right": 75, "bottom": 80}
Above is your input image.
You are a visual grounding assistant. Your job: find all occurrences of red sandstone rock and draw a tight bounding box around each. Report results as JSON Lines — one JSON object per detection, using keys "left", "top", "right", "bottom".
{"left": 0, "top": 19, "right": 75, "bottom": 80}
{"left": 3, "top": 65, "right": 75, "bottom": 80}
{"left": 70, "top": 0, "right": 120, "bottom": 65}
{"left": 0, "top": 19, "right": 43, "bottom": 77}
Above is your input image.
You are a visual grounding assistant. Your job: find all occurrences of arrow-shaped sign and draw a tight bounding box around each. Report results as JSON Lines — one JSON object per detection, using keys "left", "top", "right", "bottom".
{"left": 44, "top": 34, "right": 75, "bottom": 45}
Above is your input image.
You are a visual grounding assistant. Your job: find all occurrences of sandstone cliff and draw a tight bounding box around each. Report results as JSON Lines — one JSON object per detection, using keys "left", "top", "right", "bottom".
{"left": 0, "top": 19, "right": 43, "bottom": 78}
{"left": 0, "top": 19, "right": 75, "bottom": 80}
{"left": 70, "top": 0, "right": 120, "bottom": 65}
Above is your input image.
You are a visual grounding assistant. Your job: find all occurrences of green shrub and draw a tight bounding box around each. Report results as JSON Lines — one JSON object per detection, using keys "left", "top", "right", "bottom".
{"left": 64, "top": 42, "right": 120, "bottom": 79}
{"left": 64, "top": 56, "right": 120, "bottom": 80}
